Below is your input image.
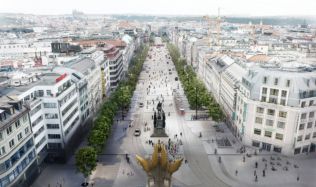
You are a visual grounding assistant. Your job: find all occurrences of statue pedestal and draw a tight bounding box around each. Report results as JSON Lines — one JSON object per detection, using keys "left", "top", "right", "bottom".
{"left": 151, "top": 128, "right": 168, "bottom": 137}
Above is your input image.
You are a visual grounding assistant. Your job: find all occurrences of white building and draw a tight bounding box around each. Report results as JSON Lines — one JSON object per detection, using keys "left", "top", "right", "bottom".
{"left": 1, "top": 71, "right": 80, "bottom": 161}
{"left": 0, "top": 99, "right": 37, "bottom": 187}
{"left": 235, "top": 63, "right": 316, "bottom": 155}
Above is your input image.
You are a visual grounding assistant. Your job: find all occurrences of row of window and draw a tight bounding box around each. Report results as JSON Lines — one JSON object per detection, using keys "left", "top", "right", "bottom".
{"left": 253, "top": 128, "right": 284, "bottom": 140}
{"left": 252, "top": 141, "right": 282, "bottom": 153}
{"left": 298, "top": 121, "right": 316, "bottom": 130}
{"left": 61, "top": 99, "right": 77, "bottom": 116}
{"left": 0, "top": 44, "right": 28, "bottom": 49}
{"left": 48, "top": 134, "right": 61, "bottom": 139}
{"left": 1, "top": 116, "right": 28, "bottom": 140}
{"left": 64, "top": 116, "right": 79, "bottom": 136}
{"left": 300, "top": 112, "right": 315, "bottom": 120}
{"left": 255, "top": 117, "right": 286, "bottom": 129}
{"left": 262, "top": 87, "right": 287, "bottom": 97}
{"left": 63, "top": 108, "right": 78, "bottom": 126}
{"left": 260, "top": 95, "right": 286, "bottom": 105}
{"left": 0, "top": 139, "right": 34, "bottom": 175}
{"left": 0, "top": 150, "right": 35, "bottom": 187}
{"left": 59, "top": 89, "right": 76, "bottom": 106}
{"left": 262, "top": 77, "right": 292, "bottom": 87}
{"left": 301, "top": 100, "right": 314, "bottom": 108}
{"left": 297, "top": 132, "right": 316, "bottom": 142}
{"left": 256, "top": 107, "right": 287, "bottom": 118}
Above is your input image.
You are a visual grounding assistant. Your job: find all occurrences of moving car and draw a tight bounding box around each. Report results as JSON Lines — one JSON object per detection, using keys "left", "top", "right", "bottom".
{"left": 134, "top": 129, "right": 141, "bottom": 136}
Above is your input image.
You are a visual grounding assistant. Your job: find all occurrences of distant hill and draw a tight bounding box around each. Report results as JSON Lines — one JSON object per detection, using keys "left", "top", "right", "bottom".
{"left": 112, "top": 15, "right": 316, "bottom": 26}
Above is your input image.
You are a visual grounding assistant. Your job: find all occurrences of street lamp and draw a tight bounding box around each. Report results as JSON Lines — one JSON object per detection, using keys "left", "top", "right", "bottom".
{"left": 195, "top": 87, "right": 198, "bottom": 120}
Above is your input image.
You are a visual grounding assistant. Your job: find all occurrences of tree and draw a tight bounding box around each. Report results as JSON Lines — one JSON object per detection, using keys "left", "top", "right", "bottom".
{"left": 75, "top": 147, "right": 97, "bottom": 185}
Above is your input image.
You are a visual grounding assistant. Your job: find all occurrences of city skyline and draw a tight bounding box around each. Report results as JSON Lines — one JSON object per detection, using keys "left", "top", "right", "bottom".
{"left": 1, "top": 0, "right": 316, "bottom": 16}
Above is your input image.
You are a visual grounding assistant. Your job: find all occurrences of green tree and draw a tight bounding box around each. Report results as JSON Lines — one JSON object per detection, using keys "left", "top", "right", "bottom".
{"left": 75, "top": 147, "right": 97, "bottom": 185}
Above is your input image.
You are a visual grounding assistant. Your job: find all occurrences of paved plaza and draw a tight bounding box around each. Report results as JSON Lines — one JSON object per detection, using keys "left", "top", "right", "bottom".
{"left": 32, "top": 43, "right": 316, "bottom": 187}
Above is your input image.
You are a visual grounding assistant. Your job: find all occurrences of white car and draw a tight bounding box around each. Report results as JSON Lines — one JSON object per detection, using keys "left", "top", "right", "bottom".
{"left": 134, "top": 129, "right": 141, "bottom": 136}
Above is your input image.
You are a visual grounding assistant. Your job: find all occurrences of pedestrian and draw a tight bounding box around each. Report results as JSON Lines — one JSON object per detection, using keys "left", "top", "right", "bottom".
{"left": 255, "top": 161, "right": 258, "bottom": 168}
{"left": 235, "top": 170, "right": 238, "bottom": 176}
{"left": 265, "top": 163, "right": 267, "bottom": 169}
{"left": 255, "top": 175, "right": 258, "bottom": 182}
{"left": 263, "top": 169, "right": 265, "bottom": 177}
{"left": 297, "top": 176, "right": 300, "bottom": 181}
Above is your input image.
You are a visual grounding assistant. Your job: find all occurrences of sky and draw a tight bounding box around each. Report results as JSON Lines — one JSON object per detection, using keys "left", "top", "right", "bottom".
{"left": 0, "top": 0, "right": 316, "bottom": 16}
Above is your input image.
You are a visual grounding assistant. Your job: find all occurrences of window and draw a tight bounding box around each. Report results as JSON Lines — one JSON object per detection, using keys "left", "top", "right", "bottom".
{"left": 263, "top": 77, "right": 268, "bottom": 84}
{"left": 30, "top": 104, "right": 42, "bottom": 116}
{"left": 256, "top": 107, "right": 264, "bottom": 114}
{"left": 297, "top": 135, "right": 302, "bottom": 142}
{"left": 299, "top": 123, "right": 305, "bottom": 130}
{"left": 262, "top": 87, "right": 267, "bottom": 94}
{"left": 270, "top": 89, "right": 279, "bottom": 96}
{"left": 274, "top": 78, "right": 279, "bottom": 85}
{"left": 0, "top": 132, "right": 2, "bottom": 141}
{"left": 46, "top": 124, "right": 59, "bottom": 129}
{"left": 301, "top": 113, "right": 307, "bottom": 119}
{"left": 266, "top": 119, "right": 274, "bottom": 126}
{"left": 294, "top": 147, "right": 301, "bottom": 154}
{"left": 286, "top": 80, "right": 291, "bottom": 87}
{"left": 255, "top": 117, "right": 263, "bottom": 124}
{"left": 45, "top": 113, "right": 58, "bottom": 119}
{"left": 17, "top": 133, "right": 22, "bottom": 141}
{"left": 267, "top": 109, "right": 275, "bottom": 116}
{"left": 25, "top": 127, "right": 29, "bottom": 134}
{"left": 281, "top": 90, "right": 287, "bottom": 97}
{"left": 9, "top": 139, "right": 15, "bottom": 148}
{"left": 254, "top": 128, "right": 261, "bottom": 135}
{"left": 261, "top": 96, "right": 266, "bottom": 102}
{"left": 48, "top": 134, "right": 61, "bottom": 139}
{"left": 268, "top": 97, "right": 277, "bottom": 104}
{"left": 15, "top": 120, "right": 21, "bottom": 128}
{"left": 278, "top": 111, "right": 287, "bottom": 118}
{"left": 252, "top": 141, "right": 260, "bottom": 147}
{"left": 309, "top": 112, "right": 314, "bottom": 118}
{"left": 277, "top": 121, "right": 285, "bottom": 129}
{"left": 309, "top": 100, "right": 314, "bottom": 106}
{"left": 22, "top": 115, "right": 28, "bottom": 123}
{"left": 0, "top": 146, "right": 5, "bottom": 156}
{"left": 6, "top": 126, "right": 12, "bottom": 135}
{"left": 46, "top": 90, "right": 52, "bottom": 96}
{"left": 305, "top": 134, "right": 310, "bottom": 140}
{"left": 273, "top": 146, "right": 282, "bottom": 153}
{"left": 307, "top": 122, "right": 313, "bottom": 129}
{"left": 275, "top": 133, "right": 284, "bottom": 140}
{"left": 280, "top": 99, "right": 286, "bottom": 106}
{"left": 301, "top": 102, "right": 306, "bottom": 108}
{"left": 313, "top": 132, "right": 316, "bottom": 138}
{"left": 264, "top": 131, "right": 272, "bottom": 138}
{"left": 43, "top": 103, "right": 57, "bottom": 108}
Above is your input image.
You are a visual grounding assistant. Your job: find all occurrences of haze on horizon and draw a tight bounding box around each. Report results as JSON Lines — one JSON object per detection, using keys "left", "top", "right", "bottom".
{"left": 0, "top": 0, "right": 316, "bottom": 17}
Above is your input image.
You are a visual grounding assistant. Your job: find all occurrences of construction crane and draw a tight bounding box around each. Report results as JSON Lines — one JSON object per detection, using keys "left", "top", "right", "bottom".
{"left": 203, "top": 8, "right": 223, "bottom": 47}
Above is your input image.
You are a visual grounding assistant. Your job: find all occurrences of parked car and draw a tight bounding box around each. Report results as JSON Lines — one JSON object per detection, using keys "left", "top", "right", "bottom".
{"left": 139, "top": 103, "right": 144, "bottom": 108}
{"left": 134, "top": 129, "right": 141, "bottom": 136}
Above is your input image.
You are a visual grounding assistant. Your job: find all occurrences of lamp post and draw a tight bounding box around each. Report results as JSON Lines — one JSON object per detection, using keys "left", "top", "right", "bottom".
{"left": 120, "top": 87, "right": 124, "bottom": 120}
{"left": 195, "top": 87, "right": 198, "bottom": 120}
